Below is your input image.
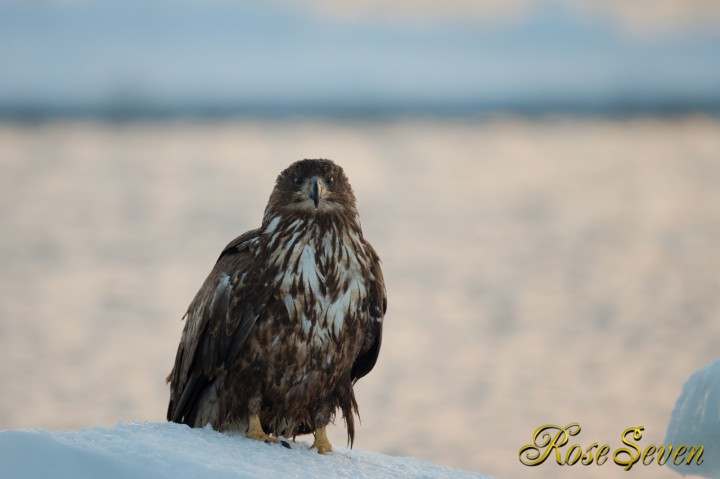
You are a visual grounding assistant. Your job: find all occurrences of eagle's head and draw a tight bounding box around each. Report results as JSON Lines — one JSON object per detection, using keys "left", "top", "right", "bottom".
{"left": 264, "top": 159, "right": 358, "bottom": 221}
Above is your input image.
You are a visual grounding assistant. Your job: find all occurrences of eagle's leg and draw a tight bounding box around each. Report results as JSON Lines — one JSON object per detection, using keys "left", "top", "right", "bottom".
{"left": 311, "top": 426, "right": 333, "bottom": 454}
{"left": 246, "top": 414, "right": 277, "bottom": 443}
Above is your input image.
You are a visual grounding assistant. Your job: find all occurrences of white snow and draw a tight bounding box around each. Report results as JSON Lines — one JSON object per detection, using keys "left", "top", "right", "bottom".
{"left": 0, "top": 422, "right": 490, "bottom": 479}
{"left": 665, "top": 358, "right": 720, "bottom": 478}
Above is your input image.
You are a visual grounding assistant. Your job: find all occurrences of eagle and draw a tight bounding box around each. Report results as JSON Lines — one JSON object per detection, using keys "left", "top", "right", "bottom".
{"left": 167, "top": 159, "right": 386, "bottom": 454}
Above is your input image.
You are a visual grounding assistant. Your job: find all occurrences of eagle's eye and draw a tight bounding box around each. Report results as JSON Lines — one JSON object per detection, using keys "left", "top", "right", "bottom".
{"left": 325, "top": 176, "right": 334, "bottom": 186}
{"left": 293, "top": 176, "right": 304, "bottom": 187}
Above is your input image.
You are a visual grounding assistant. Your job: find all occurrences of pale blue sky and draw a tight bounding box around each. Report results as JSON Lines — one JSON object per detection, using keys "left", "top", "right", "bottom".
{"left": 1, "top": 0, "right": 719, "bottom": 116}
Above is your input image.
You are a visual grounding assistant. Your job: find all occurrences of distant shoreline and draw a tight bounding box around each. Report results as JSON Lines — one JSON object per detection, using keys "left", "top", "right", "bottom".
{"left": 2, "top": 100, "right": 719, "bottom": 122}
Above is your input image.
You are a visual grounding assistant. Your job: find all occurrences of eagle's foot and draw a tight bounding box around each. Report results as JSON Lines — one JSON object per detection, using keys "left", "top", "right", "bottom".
{"left": 311, "top": 426, "right": 333, "bottom": 454}
{"left": 246, "top": 414, "right": 277, "bottom": 444}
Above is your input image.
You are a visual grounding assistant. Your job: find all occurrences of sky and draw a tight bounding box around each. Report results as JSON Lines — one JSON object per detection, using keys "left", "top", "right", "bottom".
{"left": 1, "top": 0, "right": 719, "bottom": 117}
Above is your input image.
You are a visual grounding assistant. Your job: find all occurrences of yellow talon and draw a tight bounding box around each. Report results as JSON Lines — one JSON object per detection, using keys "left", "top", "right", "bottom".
{"left": 311, "top": 426, "right": 333, "bottom": 454}
{"left": 246, "top": 414, "right": 277, "bottom": 443}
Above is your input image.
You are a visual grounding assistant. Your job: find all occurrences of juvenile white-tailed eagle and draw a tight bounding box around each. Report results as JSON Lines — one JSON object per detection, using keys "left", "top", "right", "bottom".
{"left": 167, "top": 159, "right": 386, "bottom": 453}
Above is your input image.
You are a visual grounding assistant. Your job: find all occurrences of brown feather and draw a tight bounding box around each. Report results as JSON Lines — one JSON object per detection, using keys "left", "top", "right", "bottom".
{"left": 167, "top": 159, "right": 387, "bottom": 446}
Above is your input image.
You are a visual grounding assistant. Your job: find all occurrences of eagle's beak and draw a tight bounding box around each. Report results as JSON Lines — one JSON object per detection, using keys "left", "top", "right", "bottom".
{"left": 308, "top": 176, "right": 324, "bottom": 209}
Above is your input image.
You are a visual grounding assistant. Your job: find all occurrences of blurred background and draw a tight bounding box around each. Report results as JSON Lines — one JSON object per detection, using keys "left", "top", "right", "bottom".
{"left": 1, "top": 1, "right": 720, "bottom": 478}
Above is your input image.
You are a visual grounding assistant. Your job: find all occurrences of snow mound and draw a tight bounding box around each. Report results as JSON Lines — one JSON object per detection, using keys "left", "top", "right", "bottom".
{"left": 0, "top": 422, "right": 490, "bottom": 479}
{"left": 666, "top": 358, "right": 720, "bottom": 478}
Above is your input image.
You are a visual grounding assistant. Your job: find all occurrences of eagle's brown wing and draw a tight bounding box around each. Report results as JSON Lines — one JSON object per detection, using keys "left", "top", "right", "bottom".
{"left": 351, "top": 244, "right": 387, "bottom": 383}
{"left": 167, "top": 228, "right": 270, "bottom": 425}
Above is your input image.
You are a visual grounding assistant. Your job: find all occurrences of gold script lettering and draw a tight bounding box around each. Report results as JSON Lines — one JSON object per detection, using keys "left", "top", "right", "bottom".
{"left": 518, "top": 423, "right": 581, "bottom": 466}
{"left": 613, "top": 426, "right": 643, "bottom": 471}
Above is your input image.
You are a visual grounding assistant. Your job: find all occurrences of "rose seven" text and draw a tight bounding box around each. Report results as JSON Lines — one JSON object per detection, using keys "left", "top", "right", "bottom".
{"left": 519, "top": 423, "right": 703, "bottom": 470}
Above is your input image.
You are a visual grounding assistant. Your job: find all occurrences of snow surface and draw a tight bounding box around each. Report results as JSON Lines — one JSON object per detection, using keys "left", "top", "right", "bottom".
{"left": 0, "top": 422, "right": 491, "bottom": 479}
{"left": 666, "top": 358, "right": 720, "bottom": 478}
